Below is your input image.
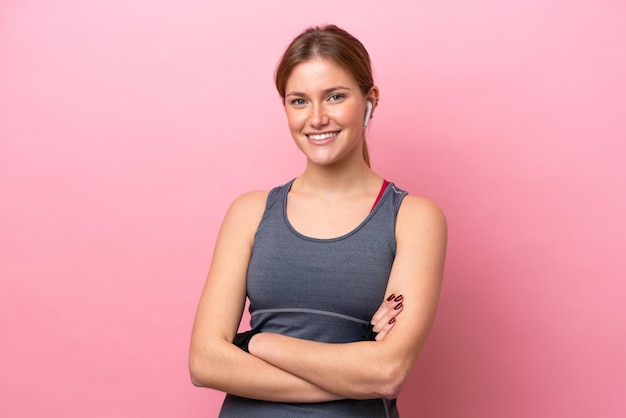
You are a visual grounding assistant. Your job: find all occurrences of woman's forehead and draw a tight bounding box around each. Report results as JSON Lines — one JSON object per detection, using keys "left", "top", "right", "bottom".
{"left": 285, "top": 58, "right": 357, "bottom": 92}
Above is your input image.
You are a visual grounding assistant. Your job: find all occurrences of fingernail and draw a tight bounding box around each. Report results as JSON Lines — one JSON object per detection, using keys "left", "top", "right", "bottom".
{"left": 387, "top": 294, "right": 396, "bottom": 301}
{"left": 389, "top": 318, "right": 396, "bottom": 325}
{"left": 394, "top": 295, "right": 403, "bottom": 302}
{"left": 394, "top": 302, "right": 403, "bottom": 310}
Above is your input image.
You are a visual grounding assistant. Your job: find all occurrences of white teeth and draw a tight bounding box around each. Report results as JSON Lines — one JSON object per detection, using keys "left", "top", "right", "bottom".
{"left": 308, "top": 132, "right": 339, "bottom": 141}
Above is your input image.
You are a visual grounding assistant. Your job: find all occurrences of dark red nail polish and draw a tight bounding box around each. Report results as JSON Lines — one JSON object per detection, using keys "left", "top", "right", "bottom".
{"left": 387, "top": 294, "right": 396, "bottom": 301}
{"left": 394, "top": 302, "right": 403, "bottom": 310}
{"left": 394, "top": 295, "right": 403, "bottom": 302}
{"left": 389, "top": 318, "right": 396, "bottom": 325}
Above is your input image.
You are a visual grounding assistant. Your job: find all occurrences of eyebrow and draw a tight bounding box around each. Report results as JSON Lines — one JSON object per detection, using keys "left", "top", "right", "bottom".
{"left": 285, "top": 85, "right": 352, "bottom": 97}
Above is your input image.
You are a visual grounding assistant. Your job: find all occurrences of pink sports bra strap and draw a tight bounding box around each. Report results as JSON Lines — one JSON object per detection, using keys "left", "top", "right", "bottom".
{"left": 370, "top": 180, "right": 390, "bottom": 212}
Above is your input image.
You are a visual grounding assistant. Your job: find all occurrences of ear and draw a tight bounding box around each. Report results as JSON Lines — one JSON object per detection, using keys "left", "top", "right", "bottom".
{"left": 364, "top": 86, "right": 380, "bottom": 127}
{"left": 367, "top": 85, "right": 380, "bottom": 110}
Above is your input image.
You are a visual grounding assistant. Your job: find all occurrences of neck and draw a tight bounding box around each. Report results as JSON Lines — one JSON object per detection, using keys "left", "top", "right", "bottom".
{"left": 295, "top": 158, "right": 379, "bottom": 197}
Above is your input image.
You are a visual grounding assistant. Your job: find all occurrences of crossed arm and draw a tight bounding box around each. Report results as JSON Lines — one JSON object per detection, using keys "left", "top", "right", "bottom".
{"left": 188, "top": 191, "right": 447, "bottom": 402}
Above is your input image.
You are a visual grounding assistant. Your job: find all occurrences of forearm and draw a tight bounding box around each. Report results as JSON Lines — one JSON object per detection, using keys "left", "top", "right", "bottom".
{"left": 248, "top": 333, "right": 409, "bottom": 399}
{"left": 190, "top": 338, "right": 344, "bottom": 403}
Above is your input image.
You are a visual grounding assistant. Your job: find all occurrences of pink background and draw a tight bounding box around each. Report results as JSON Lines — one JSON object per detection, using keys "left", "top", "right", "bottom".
{"left": 1, "top": 1, "right": 625, "bottom": 417}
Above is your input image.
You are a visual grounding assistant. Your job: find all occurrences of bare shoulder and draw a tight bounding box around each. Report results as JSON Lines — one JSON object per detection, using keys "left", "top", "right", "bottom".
{"left": 221, "top": 190, "right": 270, "bottom": 238}
{"left": 228, "top": 190, "right": 270, "bottom": 215}
{"left": 397, "top": 195, "right": 447, "bottom": 236}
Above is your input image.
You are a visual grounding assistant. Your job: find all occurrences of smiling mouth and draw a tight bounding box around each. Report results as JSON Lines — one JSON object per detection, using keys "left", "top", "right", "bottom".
{"left": 307, "top": 131, "right": 340, "bottom": 141}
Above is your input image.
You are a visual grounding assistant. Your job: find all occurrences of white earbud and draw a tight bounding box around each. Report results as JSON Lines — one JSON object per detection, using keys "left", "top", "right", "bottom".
{"left": 364, "top": 100, "right": 373, "bottom": 127}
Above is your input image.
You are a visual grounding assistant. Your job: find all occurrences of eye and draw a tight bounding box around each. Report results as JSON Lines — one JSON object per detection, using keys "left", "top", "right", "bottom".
{"left": 328, "top": 94, "right": 344, "bottom": 102}
{"left": 290, "top": 98, "right": 307, "bottom": 106}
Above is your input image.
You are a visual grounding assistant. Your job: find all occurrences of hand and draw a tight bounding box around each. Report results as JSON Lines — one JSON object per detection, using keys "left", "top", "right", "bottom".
{"left": 368, "top": 293, "right": 403, "bottom": 341}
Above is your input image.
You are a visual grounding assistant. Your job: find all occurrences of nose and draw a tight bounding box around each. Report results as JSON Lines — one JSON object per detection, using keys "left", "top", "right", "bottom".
{"left": 309, "top": 103, "right": 329, "bottom": 127}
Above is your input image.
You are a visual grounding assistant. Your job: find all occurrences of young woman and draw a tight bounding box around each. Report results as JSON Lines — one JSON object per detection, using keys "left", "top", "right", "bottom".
{"left": 189, "top": 24, "right": 447, "bottom": 417}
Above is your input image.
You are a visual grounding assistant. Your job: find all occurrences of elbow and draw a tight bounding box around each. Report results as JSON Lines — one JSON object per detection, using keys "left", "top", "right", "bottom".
{"left": 380, "top": 383, "right": 404, "bottom": 400}
{"left": 372, "top": 363, "right": 410, "bottom": 399}
{"left": 188, "top": 356, "right": 204, "bottom": 387}
{"left": 188, "top": 351, "right": 213, "bottom": 388}
{"left": 190, "top": 373, "right": 203, "bottom": 388}
{"left": 189, "top": 337, "right": 234, "bottom": 389}
{"left": 377, "top": 377, "right": 405, "bottom": 400}
{"left": 189, "top": 368, "right": 205, "bottom": 388}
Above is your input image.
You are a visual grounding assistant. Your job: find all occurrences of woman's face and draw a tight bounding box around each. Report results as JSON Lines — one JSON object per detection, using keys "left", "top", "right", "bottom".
{"left": 283, "top": 57, "right": 373, "bottom": 167}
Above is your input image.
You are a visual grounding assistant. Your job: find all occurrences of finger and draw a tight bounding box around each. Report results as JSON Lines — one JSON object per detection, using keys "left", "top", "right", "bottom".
{"left": 371, "top": 293, "right": 398, "bottom": 324}
{"left": 372, "top": 295, "right": 403, "bottom": 332}
{"left": 373, "top": 297, "right": 403, "bottom": 340}
{"left": 375, "top": 303, "right": 403, "bottom": 341}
